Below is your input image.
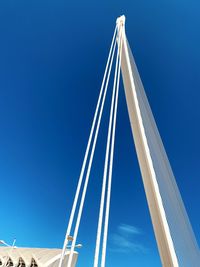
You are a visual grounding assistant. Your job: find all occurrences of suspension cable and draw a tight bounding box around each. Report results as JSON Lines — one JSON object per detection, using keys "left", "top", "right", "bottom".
{"left": 58, "top": 26, "right": 117, "bottom": 267}
{"left": 101, "top": 24, "right": 124, "bottom": 267}
{"left": 66, "top": 30, "right": 117, "bottom": 267}
{"left": 93, "top": 24, "right": 123, "bottom": 267}
{"left": 93, "top": 25, "right": 122, "bottom": 267}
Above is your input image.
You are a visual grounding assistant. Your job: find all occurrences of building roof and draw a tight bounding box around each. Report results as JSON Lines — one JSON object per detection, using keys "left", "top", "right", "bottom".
{"left": 0, "top": 247, "right": 78, "bottom": 267}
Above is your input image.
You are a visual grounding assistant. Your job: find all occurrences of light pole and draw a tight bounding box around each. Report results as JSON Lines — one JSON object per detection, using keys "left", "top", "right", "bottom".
{"left": 66, "top": 244, "right": 82, "bottom": 249}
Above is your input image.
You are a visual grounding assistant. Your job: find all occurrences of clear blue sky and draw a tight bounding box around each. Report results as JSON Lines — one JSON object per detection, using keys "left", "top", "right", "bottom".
{"left": 0, "top": 1, "right": 200, "bottom": 266}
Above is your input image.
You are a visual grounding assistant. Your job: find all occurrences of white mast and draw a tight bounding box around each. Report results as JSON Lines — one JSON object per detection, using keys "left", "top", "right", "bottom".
{"left": 59, "top": 16, "right": 199, "bottom": 267}
{"left": 118, "top": 15, "right": 199, "bottom": 267}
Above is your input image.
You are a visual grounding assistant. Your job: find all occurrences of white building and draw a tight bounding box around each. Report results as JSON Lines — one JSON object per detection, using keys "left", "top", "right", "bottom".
{"left": 0, "top": 247, "right": 78, "bottom": 267}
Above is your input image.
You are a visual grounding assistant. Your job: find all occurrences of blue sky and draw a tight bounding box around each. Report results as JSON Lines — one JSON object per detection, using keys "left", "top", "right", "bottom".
{"left": 0, "top": 1, "right": 200, "bottom": 266}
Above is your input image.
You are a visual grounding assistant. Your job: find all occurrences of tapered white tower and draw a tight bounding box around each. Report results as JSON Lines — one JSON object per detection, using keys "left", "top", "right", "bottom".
{"left": 118, "top": 15, "right": 199, "bottom": 267}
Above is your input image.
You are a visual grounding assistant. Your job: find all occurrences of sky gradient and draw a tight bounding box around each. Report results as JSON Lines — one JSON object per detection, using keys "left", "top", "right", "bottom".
{"left": 0, "top": 1, "right": 200, "bottom": 267}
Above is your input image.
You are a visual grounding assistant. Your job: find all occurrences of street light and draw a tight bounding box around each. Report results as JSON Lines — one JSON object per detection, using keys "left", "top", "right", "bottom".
{"left": 65, "top": 236, "right": 82, "bottom": 249}
{"left": 74, "top": 244, "right": 82, "bottom": 249}
{"left": 66, "top": 243, "right": 82, "bottom": 249}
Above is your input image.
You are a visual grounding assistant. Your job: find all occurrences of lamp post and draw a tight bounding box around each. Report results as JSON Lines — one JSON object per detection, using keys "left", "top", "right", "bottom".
{"left": 66, "top": 244, "right": 82, "bottom": 249}
{"left": 65, "top": 236, "right": 82, "bottom": 249}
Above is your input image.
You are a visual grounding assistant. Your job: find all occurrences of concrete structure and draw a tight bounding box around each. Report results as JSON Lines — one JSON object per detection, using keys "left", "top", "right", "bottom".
{"left": 118, "top": 15, "right": 199, "bottom": 266}
{"left": 0, "top": 247, "right": 78, "bottom": 267}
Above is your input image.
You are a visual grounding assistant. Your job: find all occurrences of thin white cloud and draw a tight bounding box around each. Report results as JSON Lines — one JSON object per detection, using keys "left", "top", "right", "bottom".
{"left": 118, "top": 223, "right": 142, "bottom": 235}
{"left": 109, "top": 223, "right": 148, "bottom": 254}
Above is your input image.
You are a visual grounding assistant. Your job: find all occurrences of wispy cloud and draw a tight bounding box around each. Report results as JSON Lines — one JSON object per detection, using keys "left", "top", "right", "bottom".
{"left": 118, "top": 223, "right": 142, "bottom": 235}
{"left": 109, "top": 223, "right": 148, "bottom": 254}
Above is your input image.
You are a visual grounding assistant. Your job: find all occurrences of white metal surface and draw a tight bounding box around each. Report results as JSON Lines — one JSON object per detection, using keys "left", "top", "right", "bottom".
{"left": 119, "top": 15, "right": 199, "bottom": 267}
{"left": 0, "top": 247, "right": 78, "bottom": 267}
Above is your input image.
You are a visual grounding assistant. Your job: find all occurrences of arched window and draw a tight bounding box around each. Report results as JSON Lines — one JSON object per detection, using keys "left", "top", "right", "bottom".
{"left": 30, "top": 259, "right": 38, "bottom": 267}
{"left": 17, "top": 258, "right": 25, "bottom": 267}
{"left": 6, "top": 258, "right": 13, "bottom": 267}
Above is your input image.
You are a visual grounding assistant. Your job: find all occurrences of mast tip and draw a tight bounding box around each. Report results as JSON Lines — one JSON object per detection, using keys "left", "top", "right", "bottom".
{"left": 116, "top": 15, "right": 126, "bottom": 26}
